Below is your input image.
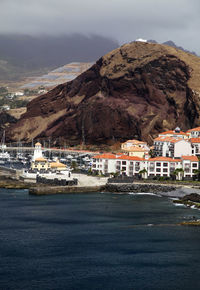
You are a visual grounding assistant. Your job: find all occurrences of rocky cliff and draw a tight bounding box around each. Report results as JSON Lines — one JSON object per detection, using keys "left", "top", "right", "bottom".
{"left": 7, "top": 41, "right": 200, "bottom": 145}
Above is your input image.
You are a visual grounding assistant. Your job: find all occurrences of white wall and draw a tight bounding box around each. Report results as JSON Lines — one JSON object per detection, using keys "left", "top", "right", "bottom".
{"left": 174, "top": 140, "right": 192, "bottom": 157}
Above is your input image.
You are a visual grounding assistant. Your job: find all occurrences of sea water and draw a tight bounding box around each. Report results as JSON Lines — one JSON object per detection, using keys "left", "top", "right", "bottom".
{"left": 0, "top": 189, "right": 200, "bottom": 290}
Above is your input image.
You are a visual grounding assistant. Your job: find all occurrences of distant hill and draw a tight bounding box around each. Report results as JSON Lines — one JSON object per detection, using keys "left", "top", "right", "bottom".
{"left": 0, "top": 34, "right": 119, "bottom": 81}
{"left": 8, "top": 41, "right": 200, "bottom": 146}
{"left": 147, "top": 39, "right": 197, "bottom": 56}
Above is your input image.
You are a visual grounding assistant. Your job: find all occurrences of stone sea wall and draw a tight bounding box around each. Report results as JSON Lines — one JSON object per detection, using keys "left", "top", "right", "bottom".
{"left": 105, "top": 183, "right": 177, "bottom": 193}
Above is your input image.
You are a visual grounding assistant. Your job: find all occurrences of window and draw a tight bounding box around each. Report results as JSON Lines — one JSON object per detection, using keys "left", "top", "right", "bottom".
{"left": 122, "top": 166, "right": 126, "bottom": 171}
{"left": 156, "top": 162, "right": 161, "bottom": 166}
{"left": 163, "top": 163, "right": 168, "bottom": 167}
{"left": 163, "top": 168, "right": 168, "bottom": 172}
{"left": 122, "top": 161, "right": 126, "bottom": 165}
{"left": 192, "top": 163, "right": 198, "bottom": 167}
{"left": 130, "top": 162, "right": 133, "bottom": 165}
{"left": 156, "top": 168, "right": 161, "bottom": 172}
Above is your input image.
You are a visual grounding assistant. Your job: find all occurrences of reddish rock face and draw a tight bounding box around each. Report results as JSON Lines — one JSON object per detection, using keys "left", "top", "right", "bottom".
{"left": 8, "top": 42, "right": 200, "bottom": 145}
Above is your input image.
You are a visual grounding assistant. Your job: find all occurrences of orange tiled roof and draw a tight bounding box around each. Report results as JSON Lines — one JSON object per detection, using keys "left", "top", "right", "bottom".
{"left": 93, "top": 153, "right": 143, "bottom": 161}
{"left": 118, "top": 155, "right": 143, "bottom": 161}
{"left": 148, "top": 157, "right": 178, "bottom": 162}
{"left": 35, "top": 142, "right": 42, "bottom": 146}
{"left": 123, "top": 145, "right": 147, "bottom": 152}
{"left": 187, "top": 127, "right": 200, "bottom": 132}
{"left": 154, "top": 136, "right": 184, "bottom": 143}
{"left": 35, "top": 157, "right": 47, "bottom": 162}
{"left": 181, "top": 156, "right": 199, "bottom": 162}
{"left": 159, "top": 130, "right": 188, "bottom": 135}
{"left": 123, "top": 139, "right": 146, "bottom": 144}
{"left": 190, "top": 138, "right": 200, "bottom": 143}
{"left": 93, "top": 153, "right": 117, "bottom": 159}
{"left": 50, "top": 162, "right": 66, "bottom": 168}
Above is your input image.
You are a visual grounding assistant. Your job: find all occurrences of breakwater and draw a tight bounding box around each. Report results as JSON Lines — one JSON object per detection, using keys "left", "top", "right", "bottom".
{"left": 29, "top": 183, "right": 177, "bottom": 195}
{"left": 29, "top": 185, "right": 104, "bottom": 195}
{"left": 105, "top": 183, "right": 177, "bottom": 193}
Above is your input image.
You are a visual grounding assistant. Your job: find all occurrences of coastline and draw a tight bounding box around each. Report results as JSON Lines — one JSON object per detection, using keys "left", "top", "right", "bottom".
{"left": 0, "top": 167, "right": 199, "bottom": 198}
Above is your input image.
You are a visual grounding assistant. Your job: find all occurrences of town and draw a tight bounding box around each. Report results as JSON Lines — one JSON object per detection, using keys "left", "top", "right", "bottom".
{"left": 91, "top": 126, "right": 200, "bottom": 180}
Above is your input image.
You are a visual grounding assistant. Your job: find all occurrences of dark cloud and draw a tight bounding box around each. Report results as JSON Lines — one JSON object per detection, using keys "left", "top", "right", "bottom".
{"left": 0, "top": 0, "right": 200, "bottom": 53}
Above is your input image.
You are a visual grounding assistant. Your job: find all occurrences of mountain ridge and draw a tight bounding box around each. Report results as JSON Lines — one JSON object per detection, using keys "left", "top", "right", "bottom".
{"left": 7, "top": 41, "right": 200, "bottom": 146}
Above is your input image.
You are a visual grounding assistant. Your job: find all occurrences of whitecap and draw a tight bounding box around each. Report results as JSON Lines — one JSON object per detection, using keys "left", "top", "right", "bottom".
{"left": 128, "top": 192, "right": 160, "bottom": 197}
{"left": 173, "top": 203, "right": 186, "bottom": 207}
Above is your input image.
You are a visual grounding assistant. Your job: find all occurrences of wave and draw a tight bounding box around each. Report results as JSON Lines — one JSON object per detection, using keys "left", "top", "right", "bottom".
{"left": 128, "top": 192, "right": 161, "bottom": 197}
{"left": 173, "top": 203, "right": 186, "bottom": 207}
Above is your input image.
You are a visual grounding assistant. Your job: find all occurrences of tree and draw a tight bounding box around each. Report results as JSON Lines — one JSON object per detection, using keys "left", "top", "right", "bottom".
{"left": 193, "top": 169, "right": 200, "bottom": 181}
{"left": 173, "top": 168, "right": 184, "bottom": 181}
{"left": 139, "top": 168, "right": 148, "bottom": 179}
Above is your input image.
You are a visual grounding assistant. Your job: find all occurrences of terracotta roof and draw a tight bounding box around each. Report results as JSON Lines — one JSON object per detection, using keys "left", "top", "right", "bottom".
{"left": 123, "top": 139, "right": 146, "bottom": 144}
{"left": 35, "top": 142, "right": 41, "bottom": 146}
{"left": 50, "top": 162, "right": 66, "bottom": 168}
{"left": 123, "top": 145, "right": 147, "bottom": 152}
{"left": 190, "top": 138, "right": 200, "bottom": 143}
{"left": 118, "top": 155, "right": 143, "bottom": 161}
{"left": 159, "top": 130, "right": 188, "bottom": 135}
{"left": 181, "top": 156, "right": 199, "bottom": 162}
{"left": 93, "top": 153, "right": 143, "bottom": 161}
{"left": 35, "top": 157, "right": 47, "bottom": 162}
{"left": 187, "top": 127, "right": 200, "bottom": 132}
{"left": 148, "top": 157, "right": 178, "bottom": 162}
{"left": 93, "top": 153, "right": 117, "bottom": 159}
{"left": 154, "top": 136, "right": 184, "bottom": 143}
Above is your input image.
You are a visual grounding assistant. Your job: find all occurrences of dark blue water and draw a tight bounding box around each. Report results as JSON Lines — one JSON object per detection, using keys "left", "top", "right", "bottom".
{"left": 0, "top": 189, "right": 200, "bottom": 290}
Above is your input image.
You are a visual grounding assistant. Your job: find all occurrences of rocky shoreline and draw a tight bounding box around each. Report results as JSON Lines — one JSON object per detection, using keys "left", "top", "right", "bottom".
{"left": 105, "top": 183, "right": 177, "bottom": 194}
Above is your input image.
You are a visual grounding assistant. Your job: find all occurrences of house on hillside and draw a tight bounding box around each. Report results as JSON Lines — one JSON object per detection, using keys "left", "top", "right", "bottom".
{"left": 159, "top": 127, "right": 189, "bottom": 139}
{"left": 121, "top": 139, "right": 149, "bottom": 150}
{"left": 121, "top": 139, "right": 150, "bottom": 157}
{"left": 187, "top": 127, "right": 200, "bottom": 138}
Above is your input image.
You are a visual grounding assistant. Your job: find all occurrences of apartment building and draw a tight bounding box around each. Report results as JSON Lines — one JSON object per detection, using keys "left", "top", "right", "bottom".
{"left": 190, "top": 138, "right": 200, "bottom": 156}
{"left": 153, "top": 136, "right": 192, "bottom": 157}
{"left": 92, "top": 154, "right": 199, "bottom": 179}
{"left": 92, "top": 153, "right": 144, "bottom": 176}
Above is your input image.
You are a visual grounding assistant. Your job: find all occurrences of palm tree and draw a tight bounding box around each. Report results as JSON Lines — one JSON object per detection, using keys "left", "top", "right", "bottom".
{"left": 173, "top": 168, "right": 184, "bottom": 181}
{"left": 139, "top": 168, "right": 148, "bottom": 179}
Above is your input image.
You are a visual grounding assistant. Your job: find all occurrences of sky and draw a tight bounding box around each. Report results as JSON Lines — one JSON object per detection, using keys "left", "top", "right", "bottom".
{"left": 0, "top": 0, "right": 200, "bottom": 53}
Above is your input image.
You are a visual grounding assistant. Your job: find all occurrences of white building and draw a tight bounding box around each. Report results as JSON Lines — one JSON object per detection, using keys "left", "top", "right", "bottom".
{"left": 121, "top": 139, "right": 149, "bottom": 150}
{"left": 33, "top": 142, "right": 43, "bottom": 161}
{"left": 190, "top": 138, "right": 200, "bottom": 156}
{"left": 154, "top": 136, "right": 192, "bottom": 157}
{"left": 92, "top": 153, "right": 145, "bottom": 177}
{"left": 187, "top": 127, "right": 200, "bottom": 138}
{"left": 92, "top": 154, "right": 199, "bottom": 180}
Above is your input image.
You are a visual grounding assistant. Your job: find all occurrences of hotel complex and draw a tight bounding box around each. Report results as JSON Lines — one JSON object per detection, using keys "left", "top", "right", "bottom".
{"left": 91, "top": 127, "right": 200, "bottom": 180}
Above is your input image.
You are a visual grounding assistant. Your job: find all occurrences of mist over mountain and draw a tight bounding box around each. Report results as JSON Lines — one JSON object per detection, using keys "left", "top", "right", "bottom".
{"left": 0, "top": 34, "right": 119, "bottom": 80}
